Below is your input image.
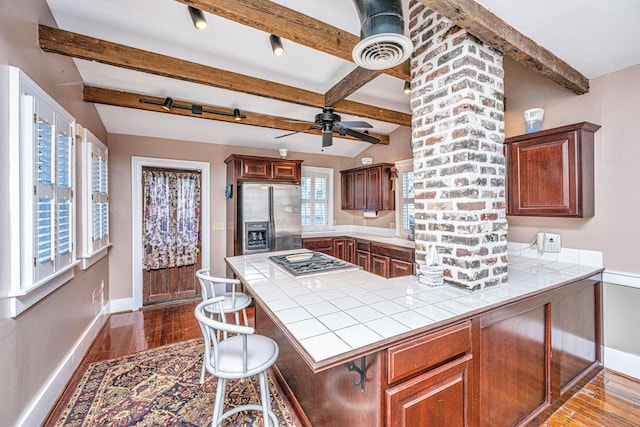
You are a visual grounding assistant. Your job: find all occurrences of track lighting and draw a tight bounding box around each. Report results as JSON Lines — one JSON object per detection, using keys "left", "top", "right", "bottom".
{"left": 188, "top": 6, "right": 207, "bottom": 30}
{"left": 403, "top": 81, "right": 411, "bottom": 95}
{"left": 270, "top": 34, "right": 284, "bottom": 56}
{"left": 139, "top": 97, "right": 246, "bottom": 121}
{"left": 162, "top": 97, "right": 173, "bottom": 111}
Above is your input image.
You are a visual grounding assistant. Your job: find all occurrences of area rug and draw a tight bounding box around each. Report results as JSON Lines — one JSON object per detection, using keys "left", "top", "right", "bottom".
{"left": 53, "top": 339, "right": 298, "bottom": 426}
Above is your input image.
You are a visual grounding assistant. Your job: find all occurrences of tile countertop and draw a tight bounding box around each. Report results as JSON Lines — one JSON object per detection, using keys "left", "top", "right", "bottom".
{"left": 301, "top": 231, "right": 415, "bottom": 249}
{"left": 225, "top": 250, "right": 602, "bottom": 371}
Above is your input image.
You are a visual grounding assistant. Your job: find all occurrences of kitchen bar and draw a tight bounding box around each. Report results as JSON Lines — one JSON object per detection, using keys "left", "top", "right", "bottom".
{"left": 226, "top": 250, "right": 604, "bottom": 426}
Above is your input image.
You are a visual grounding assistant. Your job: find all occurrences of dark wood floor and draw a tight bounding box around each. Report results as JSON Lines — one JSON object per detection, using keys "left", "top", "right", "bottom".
{"left": 43, "top": 301, "right": 640, "bottom": 427}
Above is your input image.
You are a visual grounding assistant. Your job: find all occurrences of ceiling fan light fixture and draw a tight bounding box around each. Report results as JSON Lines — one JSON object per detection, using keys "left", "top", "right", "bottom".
{"left": 162, "top": 97, "right": 173, "bottom": 111}
{"left": 188, "top": 6, "right": 207, "bottom": 30}
{"left": 270, "top": 34, "right": 284, "bottom": 56}
{"left": 403, "top": 81, "right": 410, "bottom": 94}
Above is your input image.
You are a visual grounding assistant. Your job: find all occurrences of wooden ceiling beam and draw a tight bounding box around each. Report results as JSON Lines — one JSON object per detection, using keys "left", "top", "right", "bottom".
{"left": 83, "top": 86, "right": 390, "bottom": 145}
{"left": 325, "top": 68, "right": 381, "bottom": 107}
{"left": 419, "top": 0, "right": 589, "bottom": 95}
{"left": 177, "top": 0, "right": 410, "bottom": 81}
{"left": 39, "top": 25, "right": 410, "bottom": 127}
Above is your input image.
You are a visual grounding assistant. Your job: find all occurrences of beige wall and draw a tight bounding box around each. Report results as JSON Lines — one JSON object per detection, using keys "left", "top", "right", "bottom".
{"left": 504, "top": 57, "right": 640, "bottom": 358}
{"left": 504, "top": 57, "right": 640, "bottom": 273}
{"left": 108, "top": 130, "right": 410, "bottom": 300}
{"left": 0, "top": 0, "right": 109, "bottom": 425}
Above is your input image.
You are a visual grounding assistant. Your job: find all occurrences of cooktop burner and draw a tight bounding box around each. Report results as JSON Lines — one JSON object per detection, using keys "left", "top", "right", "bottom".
{"left": 268, "top": 252, "right": 358, "bottom": 276}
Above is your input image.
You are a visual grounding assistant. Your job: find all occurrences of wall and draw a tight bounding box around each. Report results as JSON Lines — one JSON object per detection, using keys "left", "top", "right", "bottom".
{"left": 503, "top": 57, "right": 640, "bottom": 364}
{"left": 107, "top": 131, "right": 409, "bottom": 302}
{"left": 0, "top": 0, "right": 109, "bottom": 425}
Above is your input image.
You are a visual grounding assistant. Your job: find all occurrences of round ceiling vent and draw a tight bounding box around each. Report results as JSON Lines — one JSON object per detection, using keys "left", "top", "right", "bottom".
{"left": 352, "top": 33, "right": 413, "bottom": 70}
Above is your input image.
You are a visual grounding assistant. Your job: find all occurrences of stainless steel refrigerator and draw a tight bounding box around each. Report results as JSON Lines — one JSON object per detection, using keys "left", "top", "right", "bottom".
{"left": 237, "top": 182, "right": 302, "bottom": 254}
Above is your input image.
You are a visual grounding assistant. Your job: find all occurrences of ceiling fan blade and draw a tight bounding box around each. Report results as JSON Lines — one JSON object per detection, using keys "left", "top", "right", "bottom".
{"left": 322, "top": 131, "right": 333, "bottom": 147}
{"left": 342, "top": 127, "right": 381, "bottom": 144}
{"left": 335, "top": 120, "right": 372, "bottom": 128}
{"left": 275, "top": 125, "right": 320, "bottom": 139}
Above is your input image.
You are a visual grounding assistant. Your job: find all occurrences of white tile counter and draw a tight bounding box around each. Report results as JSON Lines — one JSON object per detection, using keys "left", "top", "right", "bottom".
{"left": 225, "top": 250, "right": 602, "bottom": 371}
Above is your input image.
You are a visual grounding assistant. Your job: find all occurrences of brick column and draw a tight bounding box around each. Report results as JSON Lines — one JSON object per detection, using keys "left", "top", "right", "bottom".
{"left": 408, "top": 2, "right": 508, "bottom": 291}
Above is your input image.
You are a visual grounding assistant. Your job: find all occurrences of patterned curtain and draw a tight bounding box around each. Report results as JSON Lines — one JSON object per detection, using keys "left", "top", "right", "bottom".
{"left": 143, "top": 169, "right": 201, "bottom": 270}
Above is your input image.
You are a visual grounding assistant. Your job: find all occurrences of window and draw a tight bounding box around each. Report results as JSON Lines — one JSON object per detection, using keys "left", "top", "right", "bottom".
{"left": 301, "top": 166, "right": 333, "bottom": 231}
{"left": 8, "top": 67, "right": 78, "bottom": 316}
{"left": 80, "top": 126, "right": 110, "bottom": 269}
{"left": 395, "top": 159, "right": 415, "bottom": 237}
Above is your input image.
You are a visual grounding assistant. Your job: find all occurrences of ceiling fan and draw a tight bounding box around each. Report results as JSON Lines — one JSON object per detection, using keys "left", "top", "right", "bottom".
{"left": 275, "top": 107, "right": 381, "bottom": 147}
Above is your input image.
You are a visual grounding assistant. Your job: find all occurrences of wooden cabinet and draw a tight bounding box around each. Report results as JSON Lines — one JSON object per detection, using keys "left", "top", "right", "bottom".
{"left": 371, "top": 254, "right": 389, "bottom": 277}
{"left": 478, "top": 276, "right": 602, "bottom": 426}
{"left": 302, "top": 236, "right": 414, "bottom": 278}
{"left": 371, "top": 242, "right": 414, "bottom": 278}
{"left": 505, "top": 122, "right": 600, "bottom": 217}
{"left": 302, "top": 237, "right": 334, "bottom": 256}
{"left": 386, "top": 322, "right": 473, "bottom": 427}
{"left": 340, "top": 163, "right": 395, "bottom": 211}
{"left": 341, "top": 171, "right": 355, "bottom": 210}
{"left": 332, "top": 238, "right": 346, "bottom": 260}
{"left": 225, "top": 154, "right": 303, "bottom": 183}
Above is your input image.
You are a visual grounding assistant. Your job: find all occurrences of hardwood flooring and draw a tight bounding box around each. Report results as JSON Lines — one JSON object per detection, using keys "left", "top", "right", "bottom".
{"left": 43, "top": 301, "right": 640, "bottom": 427}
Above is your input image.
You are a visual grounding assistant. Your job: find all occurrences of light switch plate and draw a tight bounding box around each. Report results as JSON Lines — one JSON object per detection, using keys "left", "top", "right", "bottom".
{"left": 212, "top": 222, "right": 225, "bottom": 231}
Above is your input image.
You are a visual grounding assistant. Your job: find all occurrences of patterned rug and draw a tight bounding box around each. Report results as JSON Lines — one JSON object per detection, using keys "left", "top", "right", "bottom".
{"left": 53, "top": 339, "right": 298, "bottom": 426}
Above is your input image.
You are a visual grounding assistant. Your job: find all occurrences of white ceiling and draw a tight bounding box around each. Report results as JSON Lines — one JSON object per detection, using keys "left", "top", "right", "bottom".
{"left": 45, "top": 0, "right": 640, "bottom": 158}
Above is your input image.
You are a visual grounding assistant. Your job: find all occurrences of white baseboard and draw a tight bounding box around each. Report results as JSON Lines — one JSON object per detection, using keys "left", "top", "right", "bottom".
{"left": 604, "top": 346, "right": 640, "bottom": 380}
{"left": 16, "top": 304, "right": 109, "bottom": 427}
{"left": 109, "top": 296, "right": 135, "bottom": 313}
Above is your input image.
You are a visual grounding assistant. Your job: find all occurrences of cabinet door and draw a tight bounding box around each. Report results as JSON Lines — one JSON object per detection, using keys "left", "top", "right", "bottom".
{"left": 332, "top": 238, "right": 346, "bottom": 260}
{"left": 273, "top": 161, "right": 300, "bottom": 182}
{"left": 386, "top": 355, "right": 472, "bottom": 427}
{"left": 346, "top": 239, "right": 356, "bottom": 263}
{"left": 355, "top": 250, "right": 370, "bottom": 271}
{"left": 241, "top": 158, "right": 271, "bottom": 179}
{"left": 341, "top": 171, "right": 355, "bottom": 210}
{"left": 366, "top": 166, "right": 383, "bottom": 210}
{"left": 354, "top": 169, "right": 367, "bottom": 210}
{"left": 390, "top": 259, "right": 414, "bottom": 278}
{"left": 479, "top": 296, "right": 550, "bottom": 426}
{"left": 371, "top": 254, "right": 390, "bottom": 278}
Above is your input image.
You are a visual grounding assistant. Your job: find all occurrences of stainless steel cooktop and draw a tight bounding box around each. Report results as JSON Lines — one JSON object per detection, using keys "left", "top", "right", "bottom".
{"left": 268, "top": 252, "right": 357, "bottom": 276}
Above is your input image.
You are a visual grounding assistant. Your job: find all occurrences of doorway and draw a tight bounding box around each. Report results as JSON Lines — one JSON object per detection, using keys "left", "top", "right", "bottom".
{"left": 131, "top": 157, "right": 210, "bottom": 310}
{"left": 141, "top": 167, "right": 201, "bottom": 305}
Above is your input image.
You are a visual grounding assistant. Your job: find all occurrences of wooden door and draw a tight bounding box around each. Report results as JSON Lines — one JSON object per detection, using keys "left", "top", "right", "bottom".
{"left": 142, "top": 168, "right": 201, "bottom": 305}
{"left": 386, "top": 355, "right": 472, "bottom": 427}
{"left": 354, "top": 169, "right": 367, "bottom": 209}
{"left": 366, "top": 166, "right": 382, "bottom": 210}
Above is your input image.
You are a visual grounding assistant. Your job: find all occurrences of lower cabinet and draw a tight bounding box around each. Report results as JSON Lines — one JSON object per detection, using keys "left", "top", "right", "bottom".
{"left": 301, "top": 237, "right": 333, "bottom": 256}
{"left": 478, "top": 276, "right": 602, "bottom": 426}
{"left": 386, "top": 321, "right": 473, "bottom": 427}
{"left": 386, "top": 356, "right": 472, "bottom": 427}
{"left": 302, "top": 236, "right": 414, "bottom": 278}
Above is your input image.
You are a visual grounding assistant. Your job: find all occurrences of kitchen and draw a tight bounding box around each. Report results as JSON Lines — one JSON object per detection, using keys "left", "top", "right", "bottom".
{"left": 1, "top": 1, "right": 640, "bottom": 426}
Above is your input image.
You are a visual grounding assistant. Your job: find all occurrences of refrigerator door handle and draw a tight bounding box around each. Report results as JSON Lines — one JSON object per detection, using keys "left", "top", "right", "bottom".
{"left": 268, "top": 186, "right": 276, "bottom": 251}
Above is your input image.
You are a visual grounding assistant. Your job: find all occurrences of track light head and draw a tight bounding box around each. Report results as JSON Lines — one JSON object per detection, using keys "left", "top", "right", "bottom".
{"left": 403, "top": 81, "right": 411, "bottom": 95}
{"left": 233, "top": 108, "right": 242, "bottom": 121}
{"left": 188, "top": 6, "right": 207, "bottom": 30}
{"left": 162, "top": 97, "right": 173, "bottom": 111}
{"left": 270, "top": 34, "right": 284, "bottom": 56}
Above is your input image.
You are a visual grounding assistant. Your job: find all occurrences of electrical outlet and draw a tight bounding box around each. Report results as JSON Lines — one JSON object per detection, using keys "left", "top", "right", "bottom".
{"left": 389, "top": 222, "right": 395, "bottom": 229}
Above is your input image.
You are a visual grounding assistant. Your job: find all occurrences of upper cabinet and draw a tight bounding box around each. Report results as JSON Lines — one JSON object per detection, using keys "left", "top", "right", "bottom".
{"left": 225, "top": 154, "right": 302, "bottom": 183}
{"left": 340, "top": 163, "right": 395, "bottom": 211}
{"left": 505, "top": 122, "right": 600, "bottom": 217}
